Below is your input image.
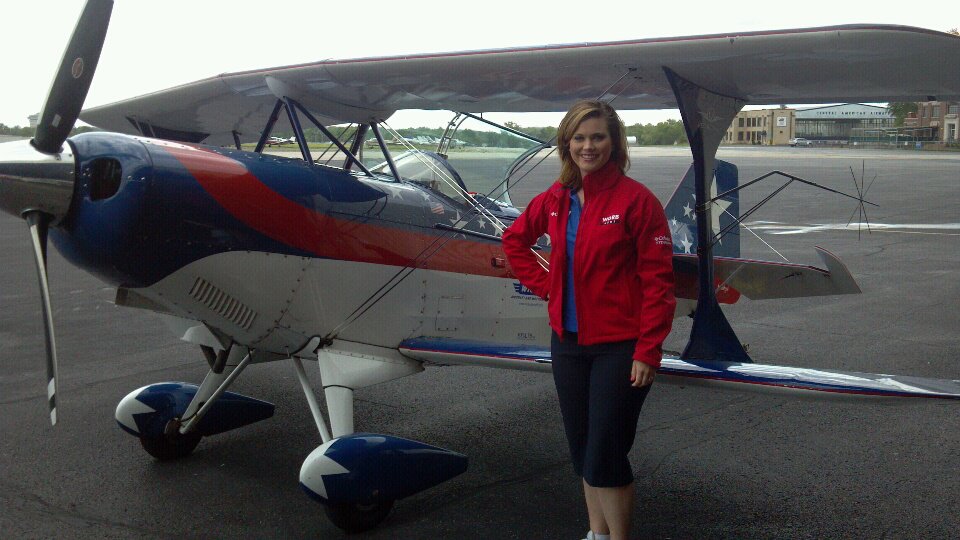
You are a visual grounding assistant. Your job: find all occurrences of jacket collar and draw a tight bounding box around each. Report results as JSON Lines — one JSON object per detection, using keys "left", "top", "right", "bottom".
{"left": 581, "top": 161, "right": 621, "bottom": 197}
{"left": 547, "top": 161, "right": 622, "bottom": 199}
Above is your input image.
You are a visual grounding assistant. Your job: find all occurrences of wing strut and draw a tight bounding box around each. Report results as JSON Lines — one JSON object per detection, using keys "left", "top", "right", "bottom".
{"left": 254, "top": 100, "right": 285, "bottom": 154}
{"left": 282, "top": 97, "right": 314, "bottom": 163}
{"left": 664, "top": 67, "right": 752, "bottom": 363}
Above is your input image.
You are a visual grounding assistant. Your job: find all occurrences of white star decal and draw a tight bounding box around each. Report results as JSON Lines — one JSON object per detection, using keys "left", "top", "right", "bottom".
{"left": 708, "top": 177, "right": 733, "bottom": 244}
{"left": 670, "top": 218, "right": 679, "bottom": 228}
{"left": 300, "top": 439, "right": 351, "bottom": 500}
{"left": 379, "top": 184, "right": 406, "bottom": 200}
{"left": 449, "top": 210, "right": 462, "bottom": 226}
{"left": 680, "top": 234, "right": 693, "bottom": 254}
{"left": 115, "top": 386, "right": 157, "bottom": 434}
{"left": 686, "top": 177, "right": 733, "bottom": 244}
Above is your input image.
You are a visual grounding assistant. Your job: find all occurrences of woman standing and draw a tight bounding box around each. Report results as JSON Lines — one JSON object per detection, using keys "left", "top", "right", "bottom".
{"left": 502, "top": 100, "right": 675, "bottom": 540}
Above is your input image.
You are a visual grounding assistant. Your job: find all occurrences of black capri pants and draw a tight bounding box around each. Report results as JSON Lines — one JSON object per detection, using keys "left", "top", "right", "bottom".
{"left": 551, "top": 331, "right": 651, "bottom": 488}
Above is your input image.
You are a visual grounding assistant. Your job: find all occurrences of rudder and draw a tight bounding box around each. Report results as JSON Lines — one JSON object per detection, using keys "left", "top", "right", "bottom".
{"left": 663, "top": 160, "right": 740, "bottom": 258}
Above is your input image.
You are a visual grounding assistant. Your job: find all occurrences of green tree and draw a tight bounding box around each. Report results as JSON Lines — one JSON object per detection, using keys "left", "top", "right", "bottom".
{"left": 886, "top": 102, "right": 918, "bottom": 126}
{"left": 0, "top": 124, "right": 98, "bottom": 137}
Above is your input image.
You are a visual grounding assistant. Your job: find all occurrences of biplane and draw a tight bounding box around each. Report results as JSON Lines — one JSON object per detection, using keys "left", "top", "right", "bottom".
{"left": 2, "top": 0, "right": 959, "bottom": 532}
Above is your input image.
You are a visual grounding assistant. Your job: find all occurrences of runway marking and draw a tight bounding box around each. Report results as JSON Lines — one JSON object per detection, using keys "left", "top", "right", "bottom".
{"left": 746, "top": 221, "right": 960, "bottom": 236}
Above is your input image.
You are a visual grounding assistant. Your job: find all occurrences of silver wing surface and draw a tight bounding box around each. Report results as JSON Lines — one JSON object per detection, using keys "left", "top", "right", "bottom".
{"left": 80, "top": 25, "right": 960, "bottom": 146}
{"left": 399, "top": 337, "right": 960, "bottom": 401}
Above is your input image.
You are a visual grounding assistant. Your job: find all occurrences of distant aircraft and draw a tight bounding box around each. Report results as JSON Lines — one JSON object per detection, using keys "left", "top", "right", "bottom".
{"left": 2, "top": 0, "right": 959, "bottom": 533}
{"left": 265, "top": 136, "right": 296, "bottom": 146}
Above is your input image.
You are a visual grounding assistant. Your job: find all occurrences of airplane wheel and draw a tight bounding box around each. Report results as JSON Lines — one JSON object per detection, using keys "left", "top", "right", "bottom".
{"left": 324, "top": 499, "right": 394, "bottom": 534}
{"left": 139, "top": 431, "right": 201, "bottom": 461}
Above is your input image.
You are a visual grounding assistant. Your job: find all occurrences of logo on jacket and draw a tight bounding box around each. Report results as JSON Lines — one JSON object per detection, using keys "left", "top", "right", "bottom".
{"left": 601, "top": 214, "right": 621, "bottom": 225}
{"left": 550, "top": 211, "right": 559, "bottom": 217}
{"left": 654, "top": 234, "right": 672, "bottom": 246}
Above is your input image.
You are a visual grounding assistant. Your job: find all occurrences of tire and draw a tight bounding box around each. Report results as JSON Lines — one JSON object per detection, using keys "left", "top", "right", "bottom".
{"left": 324, "top": 500, "right": 394, "bottom": 534}
{"left": 139, "top": 431, "right": 202, "bottom": 461}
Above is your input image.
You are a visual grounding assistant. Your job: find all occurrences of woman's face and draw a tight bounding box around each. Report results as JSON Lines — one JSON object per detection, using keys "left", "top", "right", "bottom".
{"left": 569, "top": 116, "right": 612, "bottom": 178}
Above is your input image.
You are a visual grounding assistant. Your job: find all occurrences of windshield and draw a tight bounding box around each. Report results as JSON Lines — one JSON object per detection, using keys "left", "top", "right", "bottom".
{"left": 441, "top": 116, "right": 546, "bottom": 206}
{"left": 369, "top": 150, "right": 470, "bottom": 203}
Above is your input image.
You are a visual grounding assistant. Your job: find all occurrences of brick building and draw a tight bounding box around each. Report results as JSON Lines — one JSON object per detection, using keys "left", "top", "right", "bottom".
{"left": 905, "top": 101, "right": 960, "bottom": 141}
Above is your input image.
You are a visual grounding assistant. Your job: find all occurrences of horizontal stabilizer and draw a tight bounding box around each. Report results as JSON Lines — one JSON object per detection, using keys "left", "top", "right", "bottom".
{"left": 400, "top": 337, "right": 960, "bottom": 400}
{"left": 673, "top": 246, "right": 861, "bottom": 301}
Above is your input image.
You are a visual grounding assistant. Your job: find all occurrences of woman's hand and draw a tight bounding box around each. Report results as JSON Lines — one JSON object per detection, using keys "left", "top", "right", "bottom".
{"left": 631, "top": 361, "right": 656, "bottom": 388}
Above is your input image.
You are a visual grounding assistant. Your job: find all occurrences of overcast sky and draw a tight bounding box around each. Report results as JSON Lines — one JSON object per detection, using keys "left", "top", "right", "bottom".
{"left": 1, "top": 0, "right": 954, "bottom": 129}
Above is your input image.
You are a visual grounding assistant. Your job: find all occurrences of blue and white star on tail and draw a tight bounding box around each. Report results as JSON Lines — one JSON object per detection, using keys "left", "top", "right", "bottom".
{"left": 707, "top": 178, "right": 733, "bottom": 243}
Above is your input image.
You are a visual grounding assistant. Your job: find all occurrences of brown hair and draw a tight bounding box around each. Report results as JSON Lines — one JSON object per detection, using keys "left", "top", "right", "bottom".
{"left": 557, "top": 100, "right": 630, "bottom": 190}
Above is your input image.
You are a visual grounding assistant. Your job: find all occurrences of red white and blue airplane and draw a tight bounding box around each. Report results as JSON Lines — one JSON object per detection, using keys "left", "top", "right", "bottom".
{"left": 2, "top": 0, "right": 960, "bottom": 532}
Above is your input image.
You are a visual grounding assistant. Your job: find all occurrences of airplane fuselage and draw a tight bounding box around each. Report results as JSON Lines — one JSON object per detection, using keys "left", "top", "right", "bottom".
{"left": 53, "top": 132, "right": 548, "bottom": 355}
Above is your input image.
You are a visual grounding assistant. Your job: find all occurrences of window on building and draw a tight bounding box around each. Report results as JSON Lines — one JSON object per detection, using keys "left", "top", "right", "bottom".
{"left": 737, "top": 132, "right": 743, "bottom": 141}
{"left": 949, "top": 105, "right": 958, "bottom": 115}
{"left": 738, "top": 118, "right": 744, "bottom": 127}
{"left": 933, "top": 105, "right": 940, "bottom": 117}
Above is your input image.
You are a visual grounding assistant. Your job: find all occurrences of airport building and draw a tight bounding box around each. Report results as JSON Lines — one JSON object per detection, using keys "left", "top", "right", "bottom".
{"left": 723, "top": 107, "right": 795, "bottom": 145}
{"left": 724, "top": 104, "right": 895, "bottom": 145}
{"left": 794, "top": 104, "right": 894, "bottom": 140}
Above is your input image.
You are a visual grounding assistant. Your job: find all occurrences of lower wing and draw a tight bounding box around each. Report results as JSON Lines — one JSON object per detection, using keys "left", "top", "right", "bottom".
{"left": 399, "top": 337, "right": 960, "bottom": 401}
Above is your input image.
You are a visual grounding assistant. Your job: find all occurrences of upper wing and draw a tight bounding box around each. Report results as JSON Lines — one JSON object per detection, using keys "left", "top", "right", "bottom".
{"left": 80, "top": 25, "right": 960, "bottom": 146}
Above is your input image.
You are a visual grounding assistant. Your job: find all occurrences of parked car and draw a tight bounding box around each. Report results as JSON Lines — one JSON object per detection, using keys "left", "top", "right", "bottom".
{"left": 789, "top": 137, "right": 812, "bottom": 147}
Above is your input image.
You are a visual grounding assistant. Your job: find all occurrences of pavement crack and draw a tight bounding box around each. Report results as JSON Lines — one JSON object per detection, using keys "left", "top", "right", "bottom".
{"left": 0, "top": 480, "right": 171, "bottom": 537}
{"left": 645, "top": 400, "right": 788, "bottom": 479}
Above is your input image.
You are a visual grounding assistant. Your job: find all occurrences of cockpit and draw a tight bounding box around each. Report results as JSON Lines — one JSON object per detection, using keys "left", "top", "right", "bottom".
{"left": 368, "top": 150, "right": 522, "bottom": 220}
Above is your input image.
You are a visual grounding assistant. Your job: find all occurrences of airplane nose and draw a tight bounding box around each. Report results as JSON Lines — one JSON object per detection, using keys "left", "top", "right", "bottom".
{"left": 0, "top": 140, "right": 76, "bottom": 224}
{"left": 2, "top": 0, "right": 113, "bottom": 426}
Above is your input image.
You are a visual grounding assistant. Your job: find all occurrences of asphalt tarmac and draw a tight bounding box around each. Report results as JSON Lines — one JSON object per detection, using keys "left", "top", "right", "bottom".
{"left": 1, "top": 146, "right": 958, "bottom": 539}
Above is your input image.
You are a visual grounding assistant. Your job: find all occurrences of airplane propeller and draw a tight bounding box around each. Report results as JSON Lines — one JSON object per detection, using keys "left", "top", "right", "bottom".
{"left": 0, "top": 0, "right": 114, "bottom": 425}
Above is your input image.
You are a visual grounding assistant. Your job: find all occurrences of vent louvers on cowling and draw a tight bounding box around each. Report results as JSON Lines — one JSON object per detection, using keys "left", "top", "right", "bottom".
{"left": 189, "top": 277, "right": 258, "bottom": 330}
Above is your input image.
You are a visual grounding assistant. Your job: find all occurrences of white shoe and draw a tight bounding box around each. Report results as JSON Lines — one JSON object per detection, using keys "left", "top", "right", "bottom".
{"left": 583, "top": 532, "right": 611, "bottom": 540}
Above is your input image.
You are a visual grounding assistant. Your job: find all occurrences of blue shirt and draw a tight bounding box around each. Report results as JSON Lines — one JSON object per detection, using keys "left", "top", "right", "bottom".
{"left": 563, "top": 189, "right": 581, "bottom": 332}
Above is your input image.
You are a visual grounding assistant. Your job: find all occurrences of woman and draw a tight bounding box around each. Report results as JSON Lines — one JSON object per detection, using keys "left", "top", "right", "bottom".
{"left": 501, "top": 100, "right": 675, "bottom": 540}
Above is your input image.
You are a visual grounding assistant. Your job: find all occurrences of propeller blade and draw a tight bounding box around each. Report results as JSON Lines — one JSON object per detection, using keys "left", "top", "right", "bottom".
{"left": 32, "top": 0, "right": 114, "bottom": 154}
{"left": 24, "top": 211, "right": 60, "bottom": 425}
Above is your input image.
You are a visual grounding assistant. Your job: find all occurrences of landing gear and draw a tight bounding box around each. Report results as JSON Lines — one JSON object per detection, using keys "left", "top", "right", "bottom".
{"left": 115, "top": 345, "right": 273, "bottom": 462}
{"left": 139, "top": 429, "right": 201, "bottom": 461}
{"left": 323, "top": 500, "right": 395, "bottom": 534}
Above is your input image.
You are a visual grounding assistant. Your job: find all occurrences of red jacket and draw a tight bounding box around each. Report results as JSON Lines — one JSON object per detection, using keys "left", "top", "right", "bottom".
{"left": 502, "top": 162, "right": 675, "bottom": 367}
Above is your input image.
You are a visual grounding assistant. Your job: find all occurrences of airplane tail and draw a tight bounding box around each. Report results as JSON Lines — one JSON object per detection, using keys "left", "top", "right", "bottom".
{"left": 663, "top": 160, "right": 740, "bottom": 258}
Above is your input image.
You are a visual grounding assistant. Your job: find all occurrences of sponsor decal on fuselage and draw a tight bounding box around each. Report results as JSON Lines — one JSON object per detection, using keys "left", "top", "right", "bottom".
{"left": 511, "top": 281, "right": 544, "bottom": 306}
